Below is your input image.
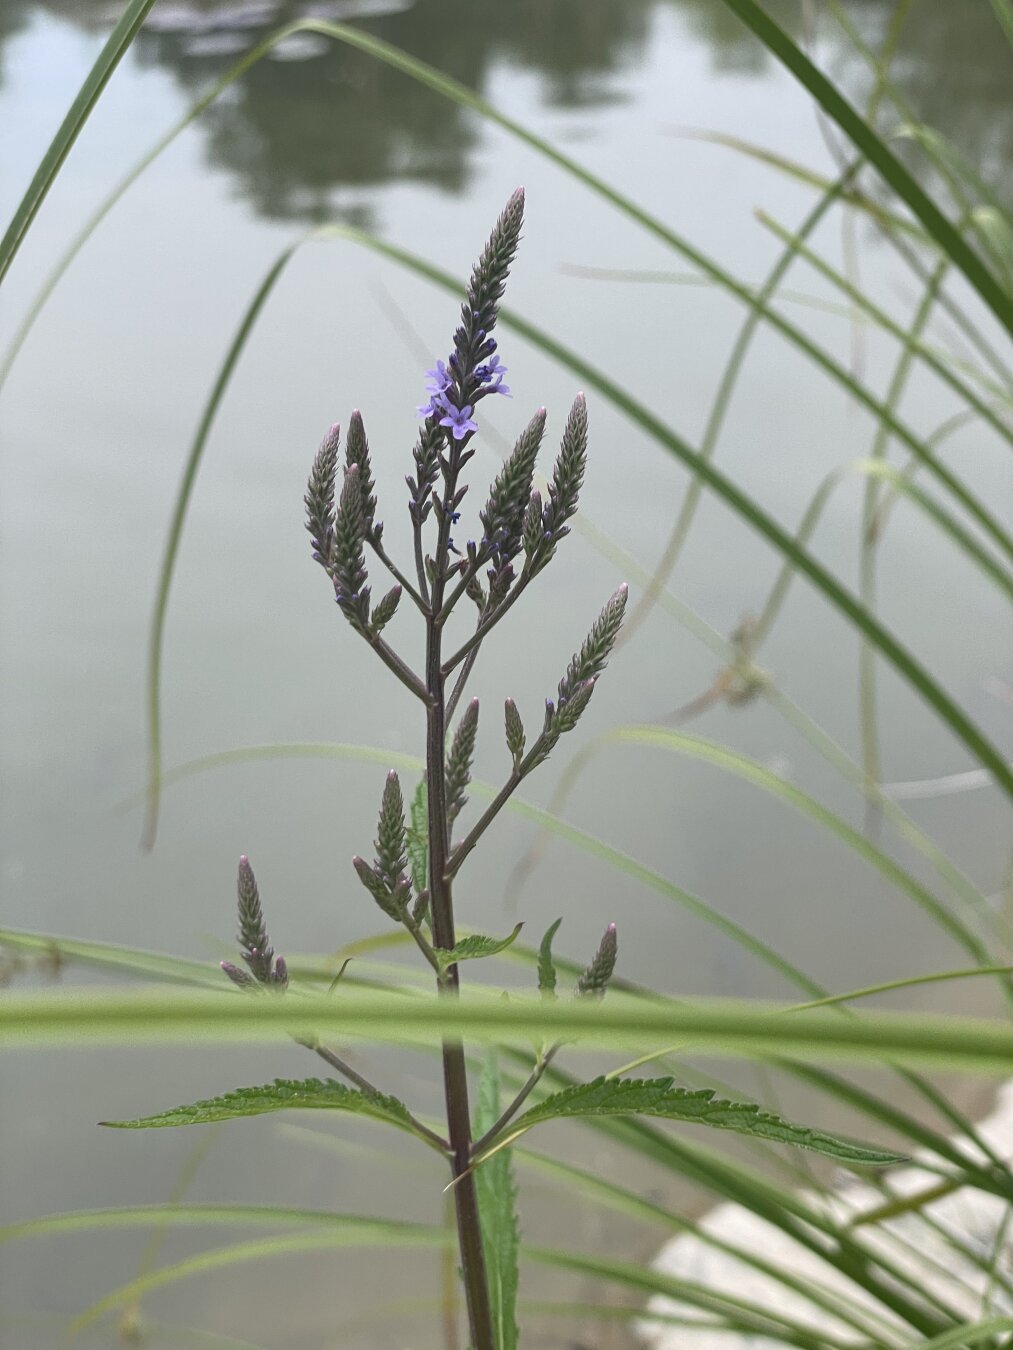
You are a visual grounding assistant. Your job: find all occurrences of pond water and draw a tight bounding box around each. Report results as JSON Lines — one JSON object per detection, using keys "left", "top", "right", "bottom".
{"left": 1, "top": 2, "right": 1010, "bottom": 1346}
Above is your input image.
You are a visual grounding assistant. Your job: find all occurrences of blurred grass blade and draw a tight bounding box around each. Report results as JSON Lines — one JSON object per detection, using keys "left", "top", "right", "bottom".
{"left": 3, "top": 985, "right": 1013, "bottom": 1073}
{"left": 142, "top": 240, "right": 305, "bottom": 849}
{"left": 601, "top": 725, "right": 1001, "bottom": 965}
{"left": 917, "top": 1321, "right": 1013, "bottom": 1350}
{"left": 0, "top": 927, "right": 223, "bottom": 987}
{"left": 70, "top": 1225, "right": 450, "bottom": 1335}
{"left": 790, "top": 964, "right": 1013, "bottom": 1012}
{"left": 0, "top": 0, "right": 156, "bottom": 288}
{"left": 756, "top": 211, "right": 1013, "bottom": 441}
{"left": 717, "top": 0, "right": 1013, "bottom": 334}
{"left": 990, "top": 0, "right": 1013, "bottom": 43}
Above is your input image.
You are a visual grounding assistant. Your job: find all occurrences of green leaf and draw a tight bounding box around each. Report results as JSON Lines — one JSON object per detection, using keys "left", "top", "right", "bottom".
{"left": 406, "top": 776, "right": 428, "bottom": 897}
{"left": 436, "top": 924, "right": 524, "bottom": 973}
{"left": 100, "top": 1077, "right": 415, "bottom": 1134}
{"left": 716, "top": 0, "right": 1013, "bottom": 336}
{"left": 474, "top": 1052, "right": 520, "bottom": 1350}
{"left": 537, "top": 919, "right": 562, "bottom": 998}
{"left": 510, "top": 1076, "right": 902, "bottom": 1167}
{"left": 0, "top": 0, "right": 157, "bottom": 287}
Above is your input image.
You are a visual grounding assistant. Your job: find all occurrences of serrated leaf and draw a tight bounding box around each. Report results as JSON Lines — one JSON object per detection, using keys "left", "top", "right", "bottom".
{"left": 436, "top": 924, "right": 524, "bottom": 973}
{"left": 537, "top": 918, "right": 562, "bottom": 998}
{"left": 100, "top": 1078, "right": 415, "bottom": 1134}
{"left": 406, "top": 776, "right": 428, "bottom": 897}
{"left": 473, "top": 1051, "right": 519, "bottom": 1350}
{"left": 509, "top": 1076, "right": 902, "bottom": 1167}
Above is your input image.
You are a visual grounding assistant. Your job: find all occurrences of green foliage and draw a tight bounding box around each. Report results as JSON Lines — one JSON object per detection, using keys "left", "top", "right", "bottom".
{"left": 100, "top": 1078, "right": 415, "bottom": 1134}
{"left": 436, "top": 925, "right": 524, "bottom": 975}
{"left": 473, "top": 1052, "right": 520, "bottom": 1350}
{"left": 537, "top": 919, "right": 562, "bottom": 998}
{"left": 508, "top": 1076, "right": 904, "bottom": 1166}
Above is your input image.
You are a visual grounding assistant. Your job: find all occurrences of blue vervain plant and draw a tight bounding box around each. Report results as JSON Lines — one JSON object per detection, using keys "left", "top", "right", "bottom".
{"left": 103, "top": 193, "right": 903, "bottom": 1350}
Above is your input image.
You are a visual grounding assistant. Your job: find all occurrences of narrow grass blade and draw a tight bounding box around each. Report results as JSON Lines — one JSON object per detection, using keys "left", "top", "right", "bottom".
{"left": 0, "top": 927, "right": 223, "bottom": 987}
{"left": 69, "top": 1225, "right": 451, "bottom": 1335}
{"left": 142, "top": 241, "right": 304, "bottom": 849}
{"left": 3, "top": 985, "right": 1013, "bottom": 1072}
{"left": 756, "top": 211, "right": 1013, "bottom": 444}
{"left": 601, "top": 725, "right": 1002, "bottom": 966}
{"left": 0, "top": 0, "right": 156, "bottom": 287}
{"left": 990, "top": 0, "right": 1013, "bottom": 43}
{"left": 716, "top": 0, "right": 1013, "bottom": 334}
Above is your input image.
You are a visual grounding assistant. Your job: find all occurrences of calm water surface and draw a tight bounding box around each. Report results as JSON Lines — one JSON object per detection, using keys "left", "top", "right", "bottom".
{"left": 1, "top": 2, "right": 1011, "bottom": 1345}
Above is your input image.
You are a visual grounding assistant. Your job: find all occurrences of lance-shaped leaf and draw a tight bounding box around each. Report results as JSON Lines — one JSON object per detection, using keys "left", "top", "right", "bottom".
{"left": 406, "top": 776, "right": 428, "bottom": 898}
{"left": 503, "top": 1076, "right": 903, "bottom": 1166}
{"left": 445, "top": 698, "right": 479, "bottom": 826}
{"left": 333, "top": 463, "right": 370, "bottom": 631}
{"left": 480, "top": 408, "right": 546, "bottom": 563}
{"left": 101, "top": 1078, "right": 415, "bottom": 1135}
{"left": 537, "top": 918, "right": 563, "bottom": 999}
{"left": 305, "top": 422, "right": 340, "bottom": 571}
{"left": 344, "top": 409, "right": 377, "bottom": 536}
{"left": 473, "top": 1051, "right": 520, "bottom": 1350}
{"left": 435, "top": 923, "right": 523, "bottom": 975}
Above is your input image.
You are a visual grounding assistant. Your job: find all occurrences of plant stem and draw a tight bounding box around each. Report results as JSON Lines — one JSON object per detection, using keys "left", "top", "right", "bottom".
{"left": 471, "top": 1043, "right": 560, "bottom": 1158}
{"left": 425, "top": 438, "right": 495, "bottom": 1350}
{"left": 448, "top": 730, "right": 549, "bottom": 880}
{"left": 442, "top": 571, "right": 534, "bottom": 675}
{"left": 445, "top": 645, "right": 481, "bottom": 725}
{"left": 365, "top": 632, "right": 430, "bottom": 703}
{"left": 369, "top": 535, "right": 428, "bottom": 614}
{"left": 300, "top": 1038, "right": 449, "bottom": 1155}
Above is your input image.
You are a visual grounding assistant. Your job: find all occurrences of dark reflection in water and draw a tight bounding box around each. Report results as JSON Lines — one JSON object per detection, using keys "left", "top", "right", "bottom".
{"left": 10, "top": 0, "right": 1012, "bottom": 221}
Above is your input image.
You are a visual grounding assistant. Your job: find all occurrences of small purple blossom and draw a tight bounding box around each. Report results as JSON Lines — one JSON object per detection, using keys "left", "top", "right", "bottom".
{"left": 439, "top": 401, "right": 479, "bottom": 441}
{"left": 476, "top": 354, "right": 510, "bottom": 397}
{"left": 425, "top": 360, "right": 453, "bottom": 394}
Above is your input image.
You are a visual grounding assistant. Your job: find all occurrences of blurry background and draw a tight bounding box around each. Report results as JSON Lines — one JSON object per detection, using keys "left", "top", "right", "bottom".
{"left": 1, "top": 1, "right": 1010, "bottom": 1345}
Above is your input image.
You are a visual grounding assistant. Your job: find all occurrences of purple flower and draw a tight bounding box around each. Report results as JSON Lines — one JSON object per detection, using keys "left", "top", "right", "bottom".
{"left": 425, "top": 359, "right": 453, "bottom": 395}
{"left": 476, "top": 353, "right": 510, "bottom": 397}
{"left": 439, "top": 400, "right": 478, "bottom": 440}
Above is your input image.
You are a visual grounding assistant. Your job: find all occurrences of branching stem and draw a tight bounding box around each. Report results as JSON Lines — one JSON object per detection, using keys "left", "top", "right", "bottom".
{"left": 423, "top": 429, "right": 496, "bottom": 1350}
{"left": 369, "top": 535, "right": 429, "bottom": 615}
{"left": 442, "top": 570, "right": 535, "bottom": 674}
{"left": 470, "top": 1043, "right": 560, "bottom": 1158}
{"left": 300, "top": 1038, "right": 450, "bottom": 1155}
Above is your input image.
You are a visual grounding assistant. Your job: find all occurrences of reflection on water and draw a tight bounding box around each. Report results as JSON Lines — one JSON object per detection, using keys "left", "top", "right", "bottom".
{"left": 10, "top": 0, "right": 1010, "bottom": 222}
